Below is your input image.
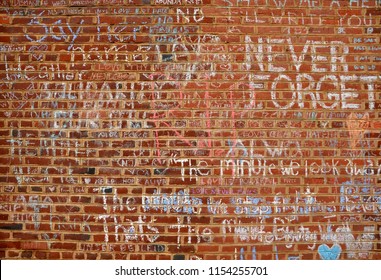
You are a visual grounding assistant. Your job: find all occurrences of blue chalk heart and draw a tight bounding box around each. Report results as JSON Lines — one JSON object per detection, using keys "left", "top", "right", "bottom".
{"left": 318, "top": 244, "right": 342, "bottom": 260}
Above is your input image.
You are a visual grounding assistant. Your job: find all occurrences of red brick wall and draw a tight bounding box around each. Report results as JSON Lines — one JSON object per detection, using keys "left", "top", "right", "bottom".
{"left": 0, "top": 0, "right": 380, "bottom": 260}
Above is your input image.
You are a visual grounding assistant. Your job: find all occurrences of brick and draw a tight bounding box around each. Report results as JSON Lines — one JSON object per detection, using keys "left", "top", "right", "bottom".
{"left": 0, "top": 232, "right": 10, "bottom": 239}
{"left": 48, "top": 252, "right": 60, "bottom": 259}
{"left": 21, "top": 242, "right": 49, "bottom": 250}
{"left": 100, "top": 253, "right": 113, "bottom": 260}
{"left": 20, "top": 251, "right": 33, "bottom": 259}
{"left": 129, "top": 254, "right": 143, "bottom": 260}
{"left": 0, "top": 224, "right": 23, "bottom": 230}
{"left": 13, "top": 233, "right": 38, "bottom": 239}
{"left": 168, "top": 246, "right": 196, "bottom": 253}
{"left": 35, "top": 252, "right": 48, "bottom": 259}
{"left": 50, "top": 243, "right": 77, "bottom": 250}
{"left": 86, "top": 253, "right": 98, "bottom": 260}
{"left": 7, "top": 251, "right": 20, "bottom": 258}
{"left": 62, "top": 252, "right": 74, "bottom": 259}
{"left": 64, "top": 234, "right": 91, "bottom": 241}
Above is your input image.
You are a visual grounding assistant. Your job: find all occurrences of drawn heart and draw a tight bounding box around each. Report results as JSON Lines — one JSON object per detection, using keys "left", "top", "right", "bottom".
{"left": 84, "top": 178, "right": 91, "bottom": 184}
{"left": 29, "top": 45, "right": 48, "bottom": 61}
{"left": 318, "top": 244, "right": 342, "bottom": 260}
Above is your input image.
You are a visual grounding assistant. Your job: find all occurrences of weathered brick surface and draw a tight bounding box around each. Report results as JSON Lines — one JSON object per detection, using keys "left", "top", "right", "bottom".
{"left": 0, "top": 0, "right": 381, "bottom": 260}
